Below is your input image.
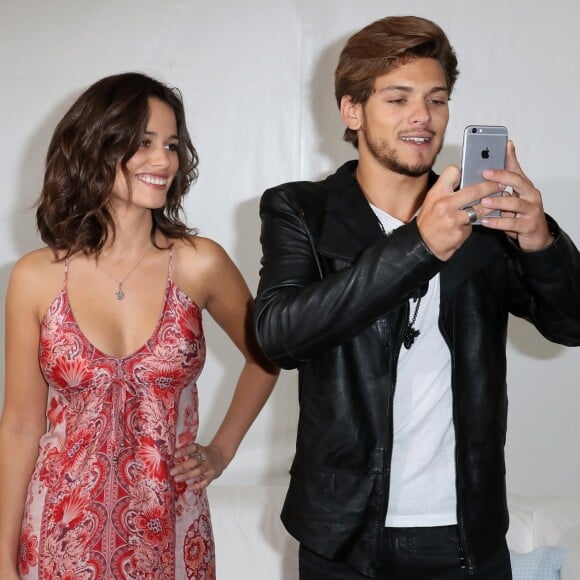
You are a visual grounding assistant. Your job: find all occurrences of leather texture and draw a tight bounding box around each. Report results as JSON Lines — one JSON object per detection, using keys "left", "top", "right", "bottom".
{"left": 254, "top": 160, "right": 580, "bottom": 577}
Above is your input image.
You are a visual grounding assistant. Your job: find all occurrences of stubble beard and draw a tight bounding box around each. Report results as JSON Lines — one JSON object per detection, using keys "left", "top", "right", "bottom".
{"left": 361, "top": 125, "right": 443, "bottom": 178}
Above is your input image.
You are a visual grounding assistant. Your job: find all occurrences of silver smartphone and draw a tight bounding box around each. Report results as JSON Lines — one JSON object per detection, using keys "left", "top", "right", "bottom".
{"left": 459, "top": 125, "right": 508, "bottom": 222}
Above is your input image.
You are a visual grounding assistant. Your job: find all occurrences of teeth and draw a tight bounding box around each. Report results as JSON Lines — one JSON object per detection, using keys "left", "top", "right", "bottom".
{"left": 401, "top": 137, "right": 430, "bottom": 143}
{"left": 138, "top": 175, "right": 167, "bottom": 186}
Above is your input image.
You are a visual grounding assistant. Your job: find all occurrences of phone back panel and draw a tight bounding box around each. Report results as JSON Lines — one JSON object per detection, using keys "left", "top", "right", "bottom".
{"left": 459, "top": 125, "right": 508, "bottom": 188}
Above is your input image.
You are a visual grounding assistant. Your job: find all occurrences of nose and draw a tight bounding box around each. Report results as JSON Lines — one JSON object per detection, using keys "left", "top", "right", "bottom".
{"left": 409, "top": 100, "right": 431, "bottom": 124}
{"left": 149, "top": 145, "right": 170, "bottom": 168}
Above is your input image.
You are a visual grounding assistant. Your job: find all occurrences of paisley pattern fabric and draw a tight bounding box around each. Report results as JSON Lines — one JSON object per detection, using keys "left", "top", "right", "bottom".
{"left": 18, "top": 252, "right": 214, "bottom": 579}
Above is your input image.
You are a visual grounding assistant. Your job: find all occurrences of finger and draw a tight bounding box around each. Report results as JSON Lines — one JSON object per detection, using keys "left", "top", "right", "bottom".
{"left": 170, "top": 451, "right": 207, "bottom": 477}
{"left": 458, "top": 202, "right": 501, "bottom": 225}
{"left": 174, "top": 442, "right": 198, "bottom": 460}
{"left": 481, "top": 168, "right": 530, "bottom": 196}
{"left": 431, "top": 164, "right": 503, "bottom": 210}
{"left": 479, "top": 215, "right": 519, "bottom": 240}
{"left": 505, "top": 140, "right": 522, "bottom": 173}
{"left": 172, "top": 461, "right": 208, "bottom": 482}
{"left": 178, "top": 443, "right": 206, "bottom": 462}
{"left": 461, "top": 205, "right": 479, "bottom": 227}
{"left": 483, "top": 143, "right": 532, "bottom": 191}
{"left": 480, "top": 192, "right": 528, "bottom": 215}
{"left": 480, "top": 214, "right": 521, "bottom": 233}
{"left": 455, "top": 181, "right": 506, "bottom": 210}
{"left": 438, "top": 164, "right": 461, "bottom": 191}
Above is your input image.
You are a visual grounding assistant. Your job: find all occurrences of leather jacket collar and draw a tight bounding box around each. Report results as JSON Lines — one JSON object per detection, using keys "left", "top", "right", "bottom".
{"left": 318, "top": 160, "right": 438, "bottom": 262}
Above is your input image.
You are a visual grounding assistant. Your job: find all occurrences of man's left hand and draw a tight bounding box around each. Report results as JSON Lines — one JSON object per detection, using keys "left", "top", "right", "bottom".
{"left": 479, "top": 140, "right": 554, "bottom": 251}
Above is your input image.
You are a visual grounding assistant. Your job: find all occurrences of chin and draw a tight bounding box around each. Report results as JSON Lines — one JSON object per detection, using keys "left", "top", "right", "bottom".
{"left": 141, "top": 191, "right": 169, "bottom": 208}
{"left": 149, "top": 200, "right": 168, "bottom": 211}
{"left": 391, "top": 158, "right": 433, "bottom": 178}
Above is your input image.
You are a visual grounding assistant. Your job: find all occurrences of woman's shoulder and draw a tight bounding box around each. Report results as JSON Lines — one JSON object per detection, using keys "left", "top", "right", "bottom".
{"left": 170, "top": 236, "right": 240, "bottom": 309}
{"left": 173, "top": 235, "right": 233, "bottom": 270}
{"left": 7, "top": 247, "right": 65, "bottom": 320}
{"left": 10, "top": 246, "right": 62, "bottom": 283}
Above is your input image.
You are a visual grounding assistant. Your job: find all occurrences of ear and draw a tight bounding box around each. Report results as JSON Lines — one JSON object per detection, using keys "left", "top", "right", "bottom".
{"left": 339, "top": 95, "right": 362, "bottom": 131}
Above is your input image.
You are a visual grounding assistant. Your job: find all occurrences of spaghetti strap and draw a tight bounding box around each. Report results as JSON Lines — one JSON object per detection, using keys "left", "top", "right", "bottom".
{"left": 63, "top": 258, "right": 70, "bottom": 286}
{"left": 167, "top": 246, "right": 174, "bottom": 281}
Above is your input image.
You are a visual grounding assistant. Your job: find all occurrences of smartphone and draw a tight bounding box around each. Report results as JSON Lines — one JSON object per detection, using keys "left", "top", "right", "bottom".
{"left": 459, "top": 125, "right": 508, "bottom": 222}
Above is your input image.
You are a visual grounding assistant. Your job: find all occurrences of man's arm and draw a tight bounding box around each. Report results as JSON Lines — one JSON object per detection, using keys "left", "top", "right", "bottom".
{"left": 476, "top": 141, "right": 580, "bottom": 343}
{"left": 254, "top": 186, "right": 442, "bottom": 369}
{"left": 507, "top": 218, "right": 580, "bottom": 345}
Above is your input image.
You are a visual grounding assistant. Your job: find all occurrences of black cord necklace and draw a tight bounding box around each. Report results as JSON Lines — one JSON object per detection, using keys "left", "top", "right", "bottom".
{"left": 353, "top": 169, "right": 422, "bottom": 349}
{"left": 375, "top": 216, "right": 422, "bottom": 349}
{"left": 403, "top": 299, "right": 421, "bottom": 349}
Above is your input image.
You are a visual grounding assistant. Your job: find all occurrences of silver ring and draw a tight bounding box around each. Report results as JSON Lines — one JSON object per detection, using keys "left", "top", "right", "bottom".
{"left": 464, "top": 206, "right": 478, "bottom": 225}
{"left": 198, "top": 451, "right": 207, "bottom": 463}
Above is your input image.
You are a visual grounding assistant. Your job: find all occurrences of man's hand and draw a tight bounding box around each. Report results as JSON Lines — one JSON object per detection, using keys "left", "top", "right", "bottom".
{"left": 478, "top": 140, "right": 553, "bottom": 251}
{"left": 417, "top": 165, "right": 505, "bottom": 261}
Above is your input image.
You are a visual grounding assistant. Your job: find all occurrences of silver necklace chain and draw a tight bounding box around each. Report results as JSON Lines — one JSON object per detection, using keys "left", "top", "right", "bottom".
{"left": 97, "top": 247, "right": 152, "bottom": 301}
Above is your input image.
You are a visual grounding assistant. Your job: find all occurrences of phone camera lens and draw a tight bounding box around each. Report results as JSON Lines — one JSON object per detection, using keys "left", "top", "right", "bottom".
{"left": 471, "top": 127, "right": 477, "bottom": 133}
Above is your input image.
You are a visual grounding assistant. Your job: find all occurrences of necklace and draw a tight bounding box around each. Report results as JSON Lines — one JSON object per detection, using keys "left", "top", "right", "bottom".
{"left": 97, "top": 247, "right": 152, "bottom": 301}
{"left": 353, "top": 168, "right": 422, "bottom": 349}
{"left": 403, "top": 298, "right": 421, "bottom": 349}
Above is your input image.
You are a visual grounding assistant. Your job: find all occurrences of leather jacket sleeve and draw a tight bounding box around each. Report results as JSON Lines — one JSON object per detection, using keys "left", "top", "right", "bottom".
{"left": 255, "top": 183, "right": 580, "bottom": 369}
{"left": 254, "top": 185, "right": 443, "bottom": 368}
{"left": 505, "top": 217, "right": 580, "bottom": 345}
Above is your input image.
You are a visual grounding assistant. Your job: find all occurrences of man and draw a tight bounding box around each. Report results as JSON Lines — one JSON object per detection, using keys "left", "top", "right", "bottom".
{"left": 254, "top": 15, "right": 580, "bottom": 580}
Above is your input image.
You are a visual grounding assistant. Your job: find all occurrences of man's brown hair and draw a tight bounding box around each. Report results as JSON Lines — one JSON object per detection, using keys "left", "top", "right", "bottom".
{"left": 335, "top": 15, "right": 459, "bottom": 147}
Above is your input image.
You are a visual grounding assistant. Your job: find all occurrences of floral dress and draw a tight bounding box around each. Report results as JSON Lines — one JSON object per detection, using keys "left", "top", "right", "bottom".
{"left": 18, "top": 251, "right": 214, "bottom": 579}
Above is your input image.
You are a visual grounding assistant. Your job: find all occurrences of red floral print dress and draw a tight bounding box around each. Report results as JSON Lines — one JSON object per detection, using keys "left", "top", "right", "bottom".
{"left": 18, "top": 251, "right": 215, "bottom": 579}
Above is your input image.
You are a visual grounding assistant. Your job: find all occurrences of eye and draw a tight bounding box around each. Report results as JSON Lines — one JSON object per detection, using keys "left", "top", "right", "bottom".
{"left": 388, "top": 99, "right": 407, "bottom": 105}
{"left": 166, "top": 142, "right": 179, "bottom": 152}
{"left": 140, "top": 138, "right": 152, "bottom": 148}
{"left": 428, "top": 93, "right": 449, "bottom": 106}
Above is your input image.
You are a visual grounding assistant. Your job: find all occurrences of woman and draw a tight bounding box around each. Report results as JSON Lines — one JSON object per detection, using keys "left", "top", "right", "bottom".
{"left": 0, "top": 72, "right": 278, "bottom": 579}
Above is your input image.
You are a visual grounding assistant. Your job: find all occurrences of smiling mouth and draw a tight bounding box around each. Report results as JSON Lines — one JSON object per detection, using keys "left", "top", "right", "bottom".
{"left": 400, "top": 136, "right": 431, "bottom": 144}
{"left": 137, "top": 174, "right": 168, "bottom": 186}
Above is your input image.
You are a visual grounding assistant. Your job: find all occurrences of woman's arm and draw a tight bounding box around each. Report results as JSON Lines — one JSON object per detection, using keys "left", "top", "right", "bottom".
{"left": 0, "top": 256, "right": 50, "bottom": 577}
{"left": 170, "top": 239, "right": 278, "bottom": 490}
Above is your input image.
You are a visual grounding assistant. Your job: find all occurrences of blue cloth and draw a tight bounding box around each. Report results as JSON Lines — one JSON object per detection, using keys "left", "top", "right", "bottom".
{"left": 510, "top": 546, "right": 567, "bottom": 580}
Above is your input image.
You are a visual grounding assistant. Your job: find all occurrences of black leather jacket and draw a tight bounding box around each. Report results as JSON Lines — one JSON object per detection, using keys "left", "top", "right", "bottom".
{"left": 254, "top": 160, "right": 580, "bottom": 577}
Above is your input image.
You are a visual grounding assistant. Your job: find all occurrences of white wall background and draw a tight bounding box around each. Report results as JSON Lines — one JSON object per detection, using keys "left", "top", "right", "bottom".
{"left": 1, "top": 0, "right": 579, "bottom": 498}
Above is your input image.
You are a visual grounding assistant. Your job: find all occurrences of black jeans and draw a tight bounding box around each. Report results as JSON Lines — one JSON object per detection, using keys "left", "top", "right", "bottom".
{"left": 299, "top": 525, "right": 512, "bottom": 579}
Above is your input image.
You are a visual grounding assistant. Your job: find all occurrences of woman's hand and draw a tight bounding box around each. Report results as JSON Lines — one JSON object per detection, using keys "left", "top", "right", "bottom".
{"left": 171, "top": 442, "right": 227, "bottom": 491}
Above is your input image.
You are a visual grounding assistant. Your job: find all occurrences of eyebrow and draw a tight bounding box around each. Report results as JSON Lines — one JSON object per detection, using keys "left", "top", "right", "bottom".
{"left": 377, "top": 85, "right": 449, "bottom": 95}
{"left": 144, "top": 130, "right": 179, "bottom": 140}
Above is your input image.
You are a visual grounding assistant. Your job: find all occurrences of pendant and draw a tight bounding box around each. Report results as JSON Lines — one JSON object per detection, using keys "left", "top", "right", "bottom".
{"left": 403, "top": 326, "right": 420, "bottom": 349}
{"left": 115, "top": 287, "right": 125, "bottom": 300}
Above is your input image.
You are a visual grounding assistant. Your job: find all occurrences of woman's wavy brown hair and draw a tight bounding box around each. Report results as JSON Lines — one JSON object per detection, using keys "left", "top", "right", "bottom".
{"left": 335, "top": 15, "right": 459, "bottom": 148}
{"left": 36, "top": 72, "right": 199, "bottom": 258}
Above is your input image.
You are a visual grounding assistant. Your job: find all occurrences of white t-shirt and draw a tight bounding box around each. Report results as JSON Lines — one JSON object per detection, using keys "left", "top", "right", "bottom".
{"left": 370, "top": 204, "right": 457, "bottom": 527}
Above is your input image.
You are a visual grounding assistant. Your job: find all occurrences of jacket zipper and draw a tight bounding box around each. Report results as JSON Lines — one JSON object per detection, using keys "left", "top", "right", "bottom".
{"left": 439, "top": 315, "right": 476, "bottom": 574}
{"left": 372, "top": 215, "right": 406, "bottom": 572}
{"left": 374, "top": 305, "right": 408, "bottom": 570}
